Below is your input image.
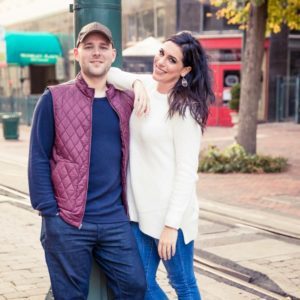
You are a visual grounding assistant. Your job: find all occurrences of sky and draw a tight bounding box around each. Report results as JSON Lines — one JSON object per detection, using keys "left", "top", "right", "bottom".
{"left": 0, "top": 0, "right": 71, "bottom": 26}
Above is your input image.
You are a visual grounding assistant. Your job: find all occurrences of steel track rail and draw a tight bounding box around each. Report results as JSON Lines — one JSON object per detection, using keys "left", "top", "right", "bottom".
{"left": 200, "top": 209, "right": 300, "bottom": 240}
{"left": 1, "top": 184, "right": 297, "bottom": 299}
{"left": 194, "top": 256, "right": 292, "bottom": 300}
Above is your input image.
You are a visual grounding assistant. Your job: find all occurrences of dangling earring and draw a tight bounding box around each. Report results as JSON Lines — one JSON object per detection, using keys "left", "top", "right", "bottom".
{"left": 181, "top": 76, "right": 188, "bottom": 87}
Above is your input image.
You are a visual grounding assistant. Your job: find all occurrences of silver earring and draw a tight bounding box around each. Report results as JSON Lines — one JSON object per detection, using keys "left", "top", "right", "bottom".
{"left": 181, "top": 76, "right": 188, "bottom": 87}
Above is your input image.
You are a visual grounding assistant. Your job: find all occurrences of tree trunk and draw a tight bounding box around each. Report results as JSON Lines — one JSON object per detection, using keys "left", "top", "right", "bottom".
{"left": 236, "top": 0, "right": 267, "bottom": 154}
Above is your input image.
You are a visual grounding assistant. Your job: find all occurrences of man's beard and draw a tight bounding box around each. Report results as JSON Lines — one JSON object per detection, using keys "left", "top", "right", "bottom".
{"left": 85, "top": 62, "right": 112, "bottom": 78}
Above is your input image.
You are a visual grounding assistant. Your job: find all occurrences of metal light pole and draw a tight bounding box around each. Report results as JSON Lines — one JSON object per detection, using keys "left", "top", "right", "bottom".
{"left": 70, "top": 0, "right": 122, "bottom": 73}
{"left": 69, "top": 1, "right": 121, "bottom": 299}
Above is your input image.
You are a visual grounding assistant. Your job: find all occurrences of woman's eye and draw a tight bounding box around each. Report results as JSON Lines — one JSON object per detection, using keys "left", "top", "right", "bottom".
{"left": 169, "top": 57, "right": 176, "bottom": 64}
{"left": 159, "top": 49, "right": 164, "bottom": 56}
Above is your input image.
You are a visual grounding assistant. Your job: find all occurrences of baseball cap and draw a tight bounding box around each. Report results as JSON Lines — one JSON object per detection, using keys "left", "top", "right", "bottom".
{"left": 76, "top": 22, "right": 113, "bottom": 47}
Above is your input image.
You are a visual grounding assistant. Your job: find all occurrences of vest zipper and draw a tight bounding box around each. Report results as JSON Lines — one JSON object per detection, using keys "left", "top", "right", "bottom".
{"left": 106, "top": 94, "right": 129, "bottom": 216}
{"left": 79, "top": 95, "right": 94, "bottom": 229}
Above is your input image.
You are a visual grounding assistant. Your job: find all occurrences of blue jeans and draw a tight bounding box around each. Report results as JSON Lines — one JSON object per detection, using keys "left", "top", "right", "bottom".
{"left": 41, "top": 216, "right": 146, "bottom": 300}
{"left": 131, "top": 222, "right": 201, "bottom": 300}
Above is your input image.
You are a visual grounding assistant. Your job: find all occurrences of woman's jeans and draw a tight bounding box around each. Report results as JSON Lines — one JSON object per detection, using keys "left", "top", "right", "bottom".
{"left": 131, "top": 222, "right": 201, "bottom": 300}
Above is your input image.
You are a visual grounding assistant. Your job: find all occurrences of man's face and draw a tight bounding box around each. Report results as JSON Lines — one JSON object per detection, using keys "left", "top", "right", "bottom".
{"left": 74, "top": 32, "right": 116, "bottom": 79}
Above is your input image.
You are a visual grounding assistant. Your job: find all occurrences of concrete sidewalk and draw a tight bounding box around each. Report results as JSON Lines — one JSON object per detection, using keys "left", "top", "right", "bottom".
{"left": 0, "top": 122, "right": 300, "bottom": 299}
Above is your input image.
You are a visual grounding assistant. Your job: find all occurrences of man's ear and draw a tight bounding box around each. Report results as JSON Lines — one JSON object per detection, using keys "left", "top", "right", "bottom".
{"left": 111, "top": 48, "right": 117, "bottom": 63}
{"left": 74, "top": 48, "right": 79, "bottom": 62}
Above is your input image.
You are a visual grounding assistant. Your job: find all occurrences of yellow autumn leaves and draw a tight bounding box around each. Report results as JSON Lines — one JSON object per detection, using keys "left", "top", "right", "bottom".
{"left": 210, "top": 0, "right": 300, "bottom": 33}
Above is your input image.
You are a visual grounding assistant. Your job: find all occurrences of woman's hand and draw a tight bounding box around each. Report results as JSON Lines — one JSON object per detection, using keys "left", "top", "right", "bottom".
{"left": 132, "top": 80, "right": 150, "bottom": 117}
{"left": 158, "top": 226, "right": 178, "bottom": 261}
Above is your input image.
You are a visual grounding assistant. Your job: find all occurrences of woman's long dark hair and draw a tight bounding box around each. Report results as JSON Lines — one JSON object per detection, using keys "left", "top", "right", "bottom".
{"left": 167, "top": 31, "right": 215, "bottom": 132}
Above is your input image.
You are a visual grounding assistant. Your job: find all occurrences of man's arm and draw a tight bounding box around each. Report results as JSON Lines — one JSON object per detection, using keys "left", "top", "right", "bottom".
{"left": 28, "top": 89, "right": 57, "bottom": 216}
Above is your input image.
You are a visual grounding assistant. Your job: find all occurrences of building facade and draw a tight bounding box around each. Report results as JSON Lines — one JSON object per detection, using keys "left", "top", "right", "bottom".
{"left": 0, "top": 0, "right": 299, "bottom": 123}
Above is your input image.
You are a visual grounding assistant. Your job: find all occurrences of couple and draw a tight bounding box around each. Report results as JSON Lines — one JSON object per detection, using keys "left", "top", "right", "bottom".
{"left": 28, "top": 22, "right": 214, "bottom": 299}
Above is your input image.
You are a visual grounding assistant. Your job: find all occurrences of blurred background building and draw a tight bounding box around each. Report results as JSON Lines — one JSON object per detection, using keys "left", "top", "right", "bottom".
{"left": 0, "top": 0, "right": 299, "bottom": 125}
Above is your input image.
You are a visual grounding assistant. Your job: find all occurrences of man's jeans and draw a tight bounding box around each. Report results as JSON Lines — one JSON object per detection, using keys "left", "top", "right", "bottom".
{"left": 131, "top": 222, "right": 201, "bottom": 300}
{"left": 41, "top": 216, "right": 146, "bottom": 300}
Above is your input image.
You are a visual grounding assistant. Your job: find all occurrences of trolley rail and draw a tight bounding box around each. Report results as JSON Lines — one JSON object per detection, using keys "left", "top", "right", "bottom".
{"left": 1, "top": 184, "right": 299, "bottom": 300}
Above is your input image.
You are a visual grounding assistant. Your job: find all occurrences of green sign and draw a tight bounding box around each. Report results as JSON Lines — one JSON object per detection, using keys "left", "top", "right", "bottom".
{"left": 19, "top": 53, "right": 60, "bottom": 64}
{"left": 5, "top": 32, "right": 62, "bottom": 66}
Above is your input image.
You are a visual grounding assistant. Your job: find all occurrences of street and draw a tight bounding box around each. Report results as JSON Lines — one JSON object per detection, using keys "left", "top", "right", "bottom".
{"left": 1, "top": 123, "right": 300, "bottom": 299}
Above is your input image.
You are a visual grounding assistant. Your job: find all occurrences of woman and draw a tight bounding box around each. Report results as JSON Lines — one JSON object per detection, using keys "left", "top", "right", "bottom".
{"left": 108, "top": 31, "right": 214, "bottom": 299}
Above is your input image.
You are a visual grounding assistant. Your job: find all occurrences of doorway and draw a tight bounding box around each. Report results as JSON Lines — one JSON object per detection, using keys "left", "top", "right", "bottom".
{"left": 29, "top": 65, "right": 57, "bottom": 94}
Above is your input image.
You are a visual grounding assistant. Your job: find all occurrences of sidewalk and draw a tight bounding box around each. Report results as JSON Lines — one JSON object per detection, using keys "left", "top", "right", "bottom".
{"left": 0, "top": 122, "right": 300, "bottom": 299}
{"left": 198, "top": 122, "right": 300, "bottom": 221}
{"left": 0, "top": 201, "right": 267, "bottom": 300}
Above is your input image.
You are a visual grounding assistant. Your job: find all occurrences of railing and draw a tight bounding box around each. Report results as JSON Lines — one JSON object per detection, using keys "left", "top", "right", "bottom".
{"left": 0, "top": 95, "right": 40, "bottom": 125}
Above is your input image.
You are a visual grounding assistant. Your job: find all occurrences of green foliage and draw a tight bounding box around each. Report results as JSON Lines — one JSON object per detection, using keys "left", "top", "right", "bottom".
{"left": 199, "top": 143, "right": 288, "bottom": 173}
{"left": 229, "top": 83, "right": 240, "bottom": 111}
{"left": 210, "top": 0, "right": 300, "bottom": 33}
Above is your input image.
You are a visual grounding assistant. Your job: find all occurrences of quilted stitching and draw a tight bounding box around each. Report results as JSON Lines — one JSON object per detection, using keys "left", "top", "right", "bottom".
{"left": 49, "top": 74, "right": 134, "bottom": 227}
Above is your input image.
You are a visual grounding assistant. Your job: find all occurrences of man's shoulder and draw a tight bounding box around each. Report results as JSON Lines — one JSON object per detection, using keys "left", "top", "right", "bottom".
{"left": 47, "top": 80, "right": 77, "bottom": 100}
{"left": 115, "top": 89, "right": 134, "bottom": 108}
{"left": 107, "top": 85, "right": 134, "bottom": 111}
{"left": 117, "top": 89, "right": 134, "bottom": 99}
{"left": 48, "top": 79, "right": 76, "bottom": 91}
{"left": 108, "top": 84, "right": 134, "bottom": 101}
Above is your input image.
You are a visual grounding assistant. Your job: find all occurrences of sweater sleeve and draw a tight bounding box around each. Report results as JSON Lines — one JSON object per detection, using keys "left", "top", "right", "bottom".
{"left": 107, "top": 67, "right": 150, "bottom": 90}
{"left": 28, "top": 89, "right": 58, "bottom": 216}
{"left": 164, "top": 111, "right": 201, "bottom": 229}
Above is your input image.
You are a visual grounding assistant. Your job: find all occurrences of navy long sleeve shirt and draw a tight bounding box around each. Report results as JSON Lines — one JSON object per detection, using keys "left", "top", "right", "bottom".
{"left": 28, "top": 89, "right": 128, "bottom": 223}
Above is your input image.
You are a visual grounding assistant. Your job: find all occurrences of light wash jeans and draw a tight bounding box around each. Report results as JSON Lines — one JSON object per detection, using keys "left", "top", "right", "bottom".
{"left": 131, "top": 222, "right": 201, "bottom": 300}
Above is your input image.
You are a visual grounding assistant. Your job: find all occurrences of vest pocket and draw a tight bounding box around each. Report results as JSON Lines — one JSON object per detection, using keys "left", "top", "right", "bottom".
{"left": 51, "top": 161, "right": 79, "bottom": 212}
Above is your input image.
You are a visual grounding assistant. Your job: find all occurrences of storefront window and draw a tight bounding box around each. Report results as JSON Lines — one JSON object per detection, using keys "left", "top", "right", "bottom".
{"left": 127, "top": 15, "right": 137, "bottom": 43}
{"left": 122, "top": 0, "right": 175, "bottom": 46}
{"left": 207, "top": 49, "right": 241, "bottom": 62}
{"left": 137, "top": 10, "right": 154, "bottom": 38}
{"left": 156, "top": 7, "right": 166, "bottom": 38}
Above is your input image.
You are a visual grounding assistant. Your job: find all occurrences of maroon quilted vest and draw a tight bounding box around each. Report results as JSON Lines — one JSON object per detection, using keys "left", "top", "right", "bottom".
{"left": 48, "top": 73, "right": 133, "bottom": 228}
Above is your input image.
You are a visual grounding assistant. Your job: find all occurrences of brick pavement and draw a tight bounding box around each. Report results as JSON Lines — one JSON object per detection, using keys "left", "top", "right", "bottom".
{"left": 0, "top": 203, "right": 49, "bottom": 299}
{"left": 2, "top": 122, "right": 300, "bottom": 218}
{"left": 1, "top": 122, "right": 300, "bottom": 299}
{"left": 0, "top": 201, "right": 264, "bottom": 300}
{"left": 198, "top": 122, "right": 300, "bottom": 219}
{"left": 253, "top": 253, "right": 300, "bottom": 296}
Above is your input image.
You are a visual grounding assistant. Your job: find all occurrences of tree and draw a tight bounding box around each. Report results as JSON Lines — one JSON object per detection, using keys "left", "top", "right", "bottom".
{"left": 211, "top": 0, "right": 300, "bottom": 154}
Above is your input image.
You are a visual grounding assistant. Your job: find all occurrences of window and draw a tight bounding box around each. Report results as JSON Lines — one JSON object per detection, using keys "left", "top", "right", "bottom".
{"left": 156, "top": 7, "right": 165, "bottom": 38}
{"left": 207, "top": 49, "right": 241, "bottom": 62}
{"left": 202, "top": 4, "right": 239, "bottom": 32}
{"left": 137, "top": 10, "right": 154, "bottom": 39}
{"left": 123, "top": 0, "right": 174, "bottom": 46}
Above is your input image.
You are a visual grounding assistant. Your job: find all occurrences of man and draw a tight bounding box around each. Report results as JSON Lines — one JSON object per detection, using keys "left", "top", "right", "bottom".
{"left": 28, "top": 22, "right": 146, "bottom": 299}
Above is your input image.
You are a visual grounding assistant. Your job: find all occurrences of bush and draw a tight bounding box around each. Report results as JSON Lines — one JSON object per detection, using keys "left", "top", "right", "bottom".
{"left": 199, "top": 143, "right": 288, "bottom": 173}
{"left": 229, "top": 83, "right": 240, "bottom": 111}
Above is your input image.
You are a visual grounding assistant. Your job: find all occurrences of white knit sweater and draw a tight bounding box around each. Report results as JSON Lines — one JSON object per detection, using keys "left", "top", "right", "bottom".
{"left": 108, "top": 68, "right": 201, "bottom": 244}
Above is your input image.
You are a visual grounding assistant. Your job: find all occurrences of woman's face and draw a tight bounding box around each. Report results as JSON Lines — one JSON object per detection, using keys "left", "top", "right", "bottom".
{"left": 152, "top": 41, "right": 190, "bottom": 87}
